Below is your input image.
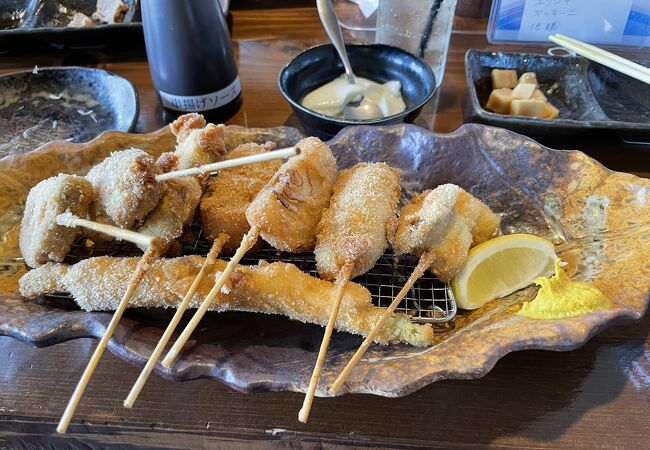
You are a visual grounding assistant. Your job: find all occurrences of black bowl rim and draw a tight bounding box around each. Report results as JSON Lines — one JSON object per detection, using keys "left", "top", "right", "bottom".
{"left": 278, "top": 43, "right": 436, "bottom": 126}
{"left": 0, "top": 66, "right": 139, "bottom": 133}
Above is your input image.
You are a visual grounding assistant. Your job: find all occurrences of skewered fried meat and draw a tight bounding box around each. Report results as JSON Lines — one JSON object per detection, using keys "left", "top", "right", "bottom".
{"left": 158, "top": 113, "right": 227, "bottom": 172}
{"left": 246, "top": 137, "right": 338, "bottom": 252}
{"left": 137, "top": 114, "right": 227, "bottom": 252}
{"left": 19, "top": 256, "right": 434, "bottom": 346}
{"left": 19, "top": 174, "right": 94, "bottom": 268}
{"left": 85, "top": 148, "right": 162, "bottom": 229}
{"left": 200, "top": 142, "right": 282, "bottom": 254}
{"left": 315, "top": 163, "right": 400, "bottom": 280}
{"left": 394, "top": 184, "right": 500, "bottom": 282}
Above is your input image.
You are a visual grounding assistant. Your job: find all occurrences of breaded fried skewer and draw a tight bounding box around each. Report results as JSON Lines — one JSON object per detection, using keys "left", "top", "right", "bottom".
{"left": 161, "top": 137, "right": 338, "bottom": 368}
{"left": 19, "top": 256, "right": 434, "bottom": 346}
{"left": 330, "top": 185, "right": 500, "bottom": 393}
{"left": 56, "top": 234, "right": 162, "bottom": 434}
{"left": 299, "top": 162, "right": 400, "bottom": 423}
{"left": 123, "top": 233, "right": 229, "bottom": 408}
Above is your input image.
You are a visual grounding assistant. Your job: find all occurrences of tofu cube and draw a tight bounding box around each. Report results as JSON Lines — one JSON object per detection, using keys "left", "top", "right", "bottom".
{"left": 512, "top": 83, "right": 537, "bottom": 100}
{"left": 532, "top": 88, "right": 547, "bottom": 101}
{"left": 491, "top": 69, "right": 518, "bottom": 89}
{"left": 485, "top": 88, "right": 514, "bottom": 114}
{"left": 519, "top": 72, "right": 539, "bottom": 86}
{"left": 542, "top": 101, "right": 560, "bottom": 119}
{"left": 510, "top": 99, "right": 546, "bottom": 118}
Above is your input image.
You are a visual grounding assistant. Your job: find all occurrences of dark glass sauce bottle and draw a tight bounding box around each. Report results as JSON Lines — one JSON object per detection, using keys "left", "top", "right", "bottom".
{"left": 142, "top": 0, "right": 242, "bottom": 124}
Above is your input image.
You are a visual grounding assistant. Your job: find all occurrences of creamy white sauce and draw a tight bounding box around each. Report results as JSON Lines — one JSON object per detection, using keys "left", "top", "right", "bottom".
{"left": 301, "top": 74, "right": 406, "bottom": 119}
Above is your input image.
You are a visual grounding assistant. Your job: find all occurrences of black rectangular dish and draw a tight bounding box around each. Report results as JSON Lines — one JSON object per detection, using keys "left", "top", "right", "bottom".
{"left": 464, "top": 49, "right": 650, "bottom": 141}
{"left": 0, "top": 0, "right": 141, "bottom": 46}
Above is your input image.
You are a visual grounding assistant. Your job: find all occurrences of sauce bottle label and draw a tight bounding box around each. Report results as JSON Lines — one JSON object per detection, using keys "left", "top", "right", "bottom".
{"left": 159, "top": 76, "right": 241, "bottom": 112}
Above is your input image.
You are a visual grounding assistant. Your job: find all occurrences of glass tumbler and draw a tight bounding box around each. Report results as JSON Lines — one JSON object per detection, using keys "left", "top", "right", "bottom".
{"left": 375, "top": 0, "right": 457, "bottom": 88}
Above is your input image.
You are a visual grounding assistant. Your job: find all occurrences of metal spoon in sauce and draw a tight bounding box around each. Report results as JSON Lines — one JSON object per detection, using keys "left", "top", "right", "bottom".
{"left": 316, "top": 0, "right": 383, "bottom": 120}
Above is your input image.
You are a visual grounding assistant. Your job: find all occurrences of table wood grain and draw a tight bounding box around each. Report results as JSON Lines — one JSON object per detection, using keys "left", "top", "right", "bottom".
{"left": 1, "top": 5, "right": 649, "bottom": 449}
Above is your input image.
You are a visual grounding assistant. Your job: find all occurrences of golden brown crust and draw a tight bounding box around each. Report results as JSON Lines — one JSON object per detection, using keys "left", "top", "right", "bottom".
{"left": 170, "top": 113, "right": 207, "bottom": 142}
{"left": 85, "top": 148, "right": 162, "bottom": 229}
{"left": 19, "top": 256, "right": 434, "bottom": 346}
{"left": 19, "top": 174, "right": 95, "bottom": 268}
{"left": 246, "top": 137, "right": 338, "bottom": 252}
{"left": 200, "top": 142, "right": 280, "bottom": 253}
{"left": 314, "top": 163, "right": 400, "bottom": 280}
{"left": 395, "top": 184, "right": 500, "bottom": 281}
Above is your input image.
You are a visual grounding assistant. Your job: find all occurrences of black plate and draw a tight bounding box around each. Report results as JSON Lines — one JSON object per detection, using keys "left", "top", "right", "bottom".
{"left": 464, "top": 50, "right": 650, "bottom": 140}
{"left": 0, "top": 66, "right": 138, "bottom": 158}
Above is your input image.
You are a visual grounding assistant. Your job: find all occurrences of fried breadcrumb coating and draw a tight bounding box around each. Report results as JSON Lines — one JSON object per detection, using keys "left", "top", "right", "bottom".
{"left": 394, "top": 184, "right": 500, "bottom": 281}
{"left": 315, "top": 163, "right": 400, "bottom": 281}
{"left": 19, "top": 256, "right": 434, "bottom": 346}
{"left": 200, "top": 142, "right": 282, "bottom": 254}
{"left": 19, "top": 174, "right": 94, "bottom": 268}
{"left": 246, "top": 137, "right": 338, "bottom": 252}
{"left": 85, "top": 148, "right": 162, "bottom": 229}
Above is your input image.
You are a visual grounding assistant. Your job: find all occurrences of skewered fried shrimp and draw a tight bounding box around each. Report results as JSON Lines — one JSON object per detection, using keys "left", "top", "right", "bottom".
{"left": 200, "top": 142, "right": 282, "bottom": 253}
{"left": 158, "top": 113, "right": 227, "bottom": 171}
{"left": 394, "top": 184, "right": 500, "bottom": 282}
{"left": 19, "top": 256, "right": 434, "bottom": 346}
{"left": 315, "top": 163, "right": 400, "bottom": 280}
{"left": 19, "top": 174, "right": 94, "bottom": 268}
{"left": 85, "top": 148, "right": 162, "bottom": 229}
{"left": 136, "top": 177, "right": 202, "bottom": 251}
{"left": 245, "top": 137, "right": 338, "bottom": 252}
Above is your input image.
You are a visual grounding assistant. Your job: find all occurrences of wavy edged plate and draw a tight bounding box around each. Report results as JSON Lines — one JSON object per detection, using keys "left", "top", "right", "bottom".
{"left": 0, "top": 123, "right": 648, "bottom": 397}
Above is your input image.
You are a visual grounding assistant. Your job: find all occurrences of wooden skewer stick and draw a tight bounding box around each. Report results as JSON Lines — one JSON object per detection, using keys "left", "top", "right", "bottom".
{"left": 299, "top": 262, "right": 353, "bottom": 423}
{"left": 57, "top": 241, "right": 160, "bottom": 433}
{"left": 123, "top": 233, "right": 229, "bottom": 409}
{"left": 329, "top": 251, "right": 435, "bottom": 394}
{"left": 56, "top": 213, "right": 155, "bottom": 249}
{"left": 155, "top": 147, "right": 300, "bottom": 182}
{"left": 161, "top": 227, "right": 260, "bottom": 368}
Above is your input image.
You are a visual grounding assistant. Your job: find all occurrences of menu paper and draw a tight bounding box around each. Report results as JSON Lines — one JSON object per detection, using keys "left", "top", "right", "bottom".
{"left": 518, "top": 0, "right": 634, "bottom": 44}
{"left": 488, "top": 0, "right": 650, "bottom": 47}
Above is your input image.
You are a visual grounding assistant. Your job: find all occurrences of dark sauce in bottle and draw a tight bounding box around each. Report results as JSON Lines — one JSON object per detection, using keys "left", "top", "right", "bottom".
{"left": 142, "top": 0, "right": 242, "bottom": 124}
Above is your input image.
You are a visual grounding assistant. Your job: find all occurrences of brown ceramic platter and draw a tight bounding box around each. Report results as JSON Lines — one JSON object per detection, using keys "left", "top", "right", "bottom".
{"left": 0, "top": 123, "right": 648, "bottom": 397}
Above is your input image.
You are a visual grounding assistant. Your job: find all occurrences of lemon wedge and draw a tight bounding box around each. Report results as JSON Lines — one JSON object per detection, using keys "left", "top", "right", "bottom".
{"left": 450, "top": 233, "right": 557, "bottom": 310}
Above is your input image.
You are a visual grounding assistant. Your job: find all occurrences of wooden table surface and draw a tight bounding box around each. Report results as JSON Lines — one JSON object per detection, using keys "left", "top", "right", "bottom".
{"left": 1, "top": 5, "right": 649, "bottom": 449}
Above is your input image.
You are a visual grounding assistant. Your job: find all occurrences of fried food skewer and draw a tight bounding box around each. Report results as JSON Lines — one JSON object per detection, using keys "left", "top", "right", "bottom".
{"left": 57, "top": 239, "right": 161, "bottom": 434}
{"left": 155, "top": 146, "right": 299, "bottom": 181}
{"left": 162, "top": 137, "right": 337, "bottom": 367}
{"left": 330, "top": 185, "right": 500, "bottom": 393}
{"left": 299, "top": 163, "right": 400, "bottom": 423}
{"left": 123, "top": 233, "right": 229, "bottom": 408}
{"left": 19, "top": 174, "right": 95, "bottom": 268}
{"left": 20, "top": 256, "right": 434, "bottom": 346}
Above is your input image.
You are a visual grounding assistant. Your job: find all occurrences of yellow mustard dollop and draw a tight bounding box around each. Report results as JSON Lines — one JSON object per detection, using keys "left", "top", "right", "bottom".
{"left": 517, "top": 259, "right": 612, "bottom": 320}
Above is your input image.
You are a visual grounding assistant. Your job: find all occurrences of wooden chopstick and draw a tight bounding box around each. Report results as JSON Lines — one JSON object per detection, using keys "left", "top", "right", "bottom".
{"left": 549, "top": 34, "right": 650, "bottom": 85}
{"left": 551, "top": 34, "right": 650, "bottom": 75}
